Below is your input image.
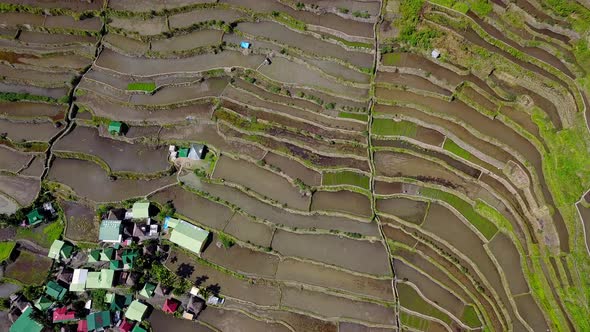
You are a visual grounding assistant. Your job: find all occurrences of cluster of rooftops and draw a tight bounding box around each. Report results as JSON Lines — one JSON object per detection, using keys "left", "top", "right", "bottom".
{"left": 9, "top": 200, "right": 215, "bottom": 332}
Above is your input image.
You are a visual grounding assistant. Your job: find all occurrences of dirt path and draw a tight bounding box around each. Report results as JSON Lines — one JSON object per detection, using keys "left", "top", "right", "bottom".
{"left": 16, "top": 239, "right": 48, "bottom": 256}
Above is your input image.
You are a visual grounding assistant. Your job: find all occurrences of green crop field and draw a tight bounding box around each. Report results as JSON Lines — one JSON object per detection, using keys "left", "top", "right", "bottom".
{"left": 372, "top": 118, "right": 417, "bottom": 137}
{"left": 322, "top": 171, "right": 370, "bottom": 190}
{"left": 126, "top": 82, "right": 157, "bottom": 92}
{"left": 338, "top": 111, "right": 368, "bottom": 122}
{"left": 443, "top": 138, "right": 472, "bottom": 160}
{"left": 0, "top": 241, "right": 15, "bottom": 262}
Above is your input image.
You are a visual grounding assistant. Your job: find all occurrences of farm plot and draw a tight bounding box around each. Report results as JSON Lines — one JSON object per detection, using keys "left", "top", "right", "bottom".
{"left": 311, "top": 190, "right": 372, "bottom": 218}
{"left": 223, "top": 213, "right": 274, "bottom": 248}
{"left": 184, "top": 175, "right": 379, "bottom": 236}
{"left": 258, "top": 57, "right": 369, "bottom": 99}
{"left": 20, "top": 53, "right": 93, "bottom": 70}
{"left": 0, "top": 146, "right": 32, "bottom": 172}
{"left": 280, "top": 286, "right": 395, "bottom": 326}
{"left": 96, "top": 49, "right": 265, "bottom": 76}
{"left": 149, "top": 310, "right": 214, "bottom": 332}
{"left": 4, "top": 250, "right": 52, "bottom": 285}
{"left": 513, "top": 294, "right": 549, "bottom": 332}
{"left": 199, "top": 307, "right": 290, "bottom": 332}
{"left": 109, "top": 0, "right": 217, "bottom": 12}
{"left": 202, "top": 234, "right": 279, "bottom": 278}
{"left": 0, "top": 193, "right": 18, "bottom": 215}
{"left": 76, "top": 92, "right": 214, "bottom": 123}
{"left": 263, "top": 152, "right": 321, "bottom": 186}
{"left": 0, "top": 65, "right": 74, "bottom": 87}
{"left": 213, "top": 155, "right": 311, "bottom": 211}
{"left": 275, "top": 258, "right": 394, "bottom": 301}
{"left": 18, "top": 31, "right": 98, "bottom": 45}
{"left": 237, "top": 21, "right": 373, "bottom": 68}
{"left": 150, "top": 185, "right": 233, "bottom": 230}
{"left": 44, "top": 15, "right": 102, "bottom": 31}
{"left": 322, "top": 170, "right": 370, "bottom": 189}
{"left": 376, "top": 72, "right": 451, "bottom": 96}
{"left": 397, "top": 283, "right": 454, "bottom": 326}
{"left": 0, "top": 82, "right": 68, "bottom": 100}
{"left": 271, "top": 229, "right": 391, "bottom": 275}
{"left": 0, "top": 101, "right": 65, "bottom": 119}
{"left": 169, "top": 8, "right": 246, "bottom": 30}
{"left": 376, "top": 197, "right": 428, "bottom": 224}
{"left": 103, "top": 33, "right": 149, "bottom": 55}
{"left": 54, "top": 125, "right": 170, "bottom": 174}
{"left": 487, "top": 233, "right": 529, "bottom": 295}
{"left": 47, "top": 158, "right": 176, "bottom": 202}
{"left": 151, "top": 30, "right": 223, "bottom": 53}
{"left": 165, "top": 248, "right": 281, "bottom": 306}
{"left": 129, "top": 77, "right": 229, "bottom": 105}
{"left": 109, "top": 16, "right": 168, "bottom": 36}
{"left": 62, "top": 200, "right": 99, "bottom": 243}
{"left": 0, "top": 175, "right": 40, "bottom": 207}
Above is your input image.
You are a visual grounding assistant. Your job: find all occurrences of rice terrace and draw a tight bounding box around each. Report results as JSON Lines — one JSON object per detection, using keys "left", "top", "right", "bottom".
{"left": 0, "top": 0, "right": 588, "bottom": 331}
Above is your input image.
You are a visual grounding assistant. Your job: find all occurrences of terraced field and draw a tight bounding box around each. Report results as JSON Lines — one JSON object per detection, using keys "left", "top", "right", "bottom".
{"left": 1, "top": 0, "right": 590, "bottom": 330}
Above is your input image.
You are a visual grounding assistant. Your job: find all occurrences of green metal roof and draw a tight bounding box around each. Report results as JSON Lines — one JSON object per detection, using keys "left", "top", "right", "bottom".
{"left": 110, "top": 260, "right": 123, "bottom": 270}
{"left": 10, "top": 306, "right": 42, "bottom": 332}
{"left": 48, "top": 240, "right": 74, "bottom": 261}
{"left": 178, "top": 148, "right": 189, "bottom": 158}
{"left": 99, "top": 220, "right": 122, "bottom": 242}
{"left": 34, "top": 296, "right": 53, "bottom": 311}
{"left": 88, "top": 249, "right": 101, "bottom": 263}
{"left": 139, "top": 282, "right": 156, "bottom": 298}
{"left": 26, "top": 209, "right": 44, "bottom": 225}
{"left": 166, "top": 217, "right": 180, "bottom": 229}
{"left": 87, "top": 311, "right": 111, "bottom": 331}
{"left": 46, "top": 280, "right": 66, "bottom": 300}
{"left": 100, "top": 247, "right": 116, "bottom": 262}
{"left": 125, "top": 300, "right": 148, "bottom": 322}
{"left": 122, "top": 249, "right": 139, "bottom": 265}
{"left": 132, "top": 201, "right": 150, "bottom": 219}
{"left": 169, "top": 220, "right": 210, "bottom": 255}
{"left": 110, "top": 294, "right": 133, "bottom": 311}
{"left": 132, "top": 326, "right": 147, "bottom": 332}
{"left": 108, "top": 121, "right": 123, "bottom": 134}
{"left": 86, "top": 269, "right": 114, "bottom": 289}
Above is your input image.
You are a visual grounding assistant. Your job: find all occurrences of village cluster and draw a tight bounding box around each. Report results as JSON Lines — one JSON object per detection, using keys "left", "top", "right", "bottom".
{"left": 7, "top": 201, "right": 221, "bottom": 332}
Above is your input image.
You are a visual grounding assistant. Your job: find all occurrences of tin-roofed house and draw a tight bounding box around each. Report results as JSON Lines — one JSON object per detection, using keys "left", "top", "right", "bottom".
{"left": 125, "top": 300, "right": 148, "bottom": 322}
{"left": 86, "top": 311, "right": 111, "bottom": 331}
{"left": 9, "top": 306, "right": 42, "bottom": 332}
{"left": 188, "top": 144, "right": 207, "bottom": 160}
{"left": 168, "top": 219, "right": 209, "bottom": 256}
{"left": 86, "top": 269, "right": 115, "bottom": 289}
{"left": 45, "top": 280, "right": 67, "bottom": 301}
{"left": 25, "top": 209, "right": 45, "bottom": 226}
{"left": 70, "top": 269, "right": 88, "bottom": 292}
{"left": 48, "top": 240, "right": 74, "bottom": 262}
{"left": 99, "top": 220, "right": 123, "bottom": 243}
{"left": 108, "top": 121, "right": 123, "bottom": 135}
{"left": 131, "top": 201, "right": 150, "bottom": 220}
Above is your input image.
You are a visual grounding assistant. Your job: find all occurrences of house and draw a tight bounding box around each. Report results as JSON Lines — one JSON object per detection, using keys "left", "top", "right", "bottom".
{"left": 132, "top": 325, "right": 147, "bottom": 332}
{"left": 188, "top": 144, "right": 207, "bottom": 160}
{"left": 99, "top": 220, "right": 123, "bottom": 243}
{"left": 88, "top": 249, "right": 101, "bottom": 263}
{"left": 169, "top": 219, "right": 210, "bottom": 255}
{"left": 53, "top": 306, "right": 77, "bottom": 323}
{"left": 77, "top": 319, "right": 88, "bottom": 332}
{"left": 86, "top": 269, "right": 115, "bottom": 289}
{"left": 43, "top": 202, "right": 56, "bottom": 215}
{"left": 431, "top": 49, "right": 441, "bottom": 58}
{"left": 56, "top": 267, "right": 74, "bottom": 285}
{"left": 70, "top": 269, "right": 89, "bottom": 292}
{"left": 109, "top": 294, "right": 133, "bottom": 311}
{"left": 178, "top": 148, "right": 189, "bottom": 158}
{"left": 206, "top": 295, "right": 225, "bottom": 306}
{"left": 25, "top": 208, "right": 44, "bottom": 226}
{"left": 101, "top": 247, "right": 116, "bottom": 261}
{"left": 46, "top": 280, "right": 67, "bottom": 300}
{"left": 110, "top": 260, "right": 123, "bottom": 270}
{"left": 118, "top": 319, "right": 134, "bottom": 332}
{"left": 108, "top": 121, "right": 123, "bottom": 135}
{"left": 240, "top": 41, "right": 251, "bottom": 49}
{"left": 48, "top": 239, "right": 74, "bottom": 261}
{"left": 162, "top": 298, "right": 179, "bottom": 314}
{"left": 187, "top": 296, "right": 205, "bottom": 316}
{"left": 9, "top": 306, "right": 42, "bottom": 332}
{"left": 125, "top": 300, "right": 148, "bottom": 322}
{"left": 182, "top": 312, "right": 194, "bottom": 320}
{"left": 132, "top": 222, "right": 158, "bottom": 243}
{"left": 107, "top": 208, "right": 127, "bottom": 221}
{"left": 121, "top": 249, "right": 139, "bottom": 269}
{"left": 34, "top": 296, "right": 53, "bottom": 311}
{"left": 86, "top": 311, "right": 112, "bottom": 331}
{"left": 154, "top": 283, "right": 172, "bottom": 297}
{"left": 132, "top": 201, "right": 150, "bottom": 219}
{"left": 139, "top": 282, "right": 156, "bottom": 298}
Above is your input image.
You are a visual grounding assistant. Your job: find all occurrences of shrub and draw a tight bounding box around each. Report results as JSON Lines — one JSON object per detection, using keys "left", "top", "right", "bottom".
{"left": 218, "top": 233, "right": 235, "bottom": 248}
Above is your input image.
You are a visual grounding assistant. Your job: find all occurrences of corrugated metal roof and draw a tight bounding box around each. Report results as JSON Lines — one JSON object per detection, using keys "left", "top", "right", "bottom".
{"left": 169, "top": 220, "right": 209, "bottom": 254}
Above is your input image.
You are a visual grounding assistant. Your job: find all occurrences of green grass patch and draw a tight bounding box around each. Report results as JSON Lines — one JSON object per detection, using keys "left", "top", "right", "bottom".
{"left": 126, "top": 82, "right": 156, "bottom": 92}
{"left": 461, "top": 304, "right": 481, "bottom": 328}
{"left": 443, "top": 138, "right": 472, "bottom": 160}
{"left": 338, "top": 112, "right": 368, "bottom": 122}
{"left": 0, "top": 91, "right": 61, "bottom": 103}
{"left": 452, "top": 2, "right": 470, "bottom": 13}
{"left": 16, "top": 221, "right": 64, "bottom": 248}
{"left": 400, "top": 311, "right": 430, "bottom": 330}
{"left": 420, "top": 187, "right": 498, "bottom": 240}
{"left": 271, "top": 11, "right": 306, "bottom": 31}
{"left": 324, "top": 34, "right": 372, "bottom": 49}
{"left": 468, "top": 0, "right": 492, "bottom": 16}
{"left": 396, "top": 0, "right": 439, "bottom": 49}
{"left": 0, "top": 241, "right": 15, "bottom": 262}
{"left": 398, "top": 283, "right": 452, "bottom": 324}
{"left": 382, "top": 53, "right": 402, "bottom": 66}
{"left": 372, "top": 118, "right": 417, "bottom": 137}
{"left": 322, "top": 171, "right": 370, "bottom": 190}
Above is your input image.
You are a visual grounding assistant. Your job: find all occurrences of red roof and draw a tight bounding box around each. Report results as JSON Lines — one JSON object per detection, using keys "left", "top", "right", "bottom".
{"left": 77, "top": 319, "right": 88, "bottom": 332}
{"left": 118, "top": 319, "right": 134, "bottom": 332}
{"left": 162, "top": 298, "right": 179, "bottom": 313}
{"left": 53, "top": 306, "right": 76, "bottom": 322}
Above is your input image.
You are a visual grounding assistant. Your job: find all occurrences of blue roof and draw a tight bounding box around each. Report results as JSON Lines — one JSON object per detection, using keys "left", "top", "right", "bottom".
{"left": 240, "top": 41, "right": 251, "bottom": 49}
